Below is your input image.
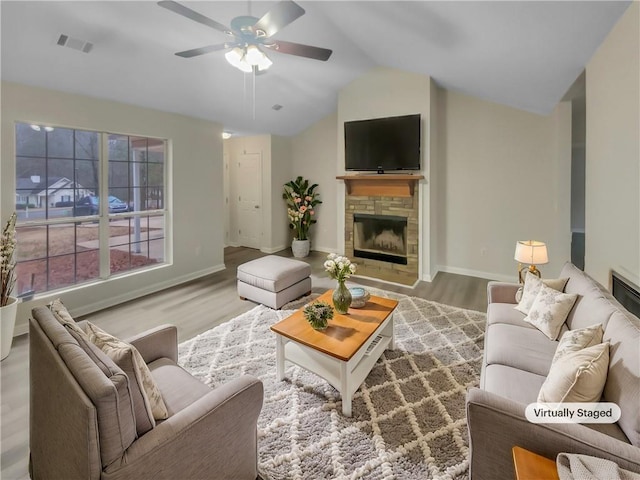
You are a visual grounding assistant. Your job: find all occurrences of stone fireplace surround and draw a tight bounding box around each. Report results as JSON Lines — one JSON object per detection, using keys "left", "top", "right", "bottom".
{"left": 342, "top": 176, "right": 421, "bottom": 285}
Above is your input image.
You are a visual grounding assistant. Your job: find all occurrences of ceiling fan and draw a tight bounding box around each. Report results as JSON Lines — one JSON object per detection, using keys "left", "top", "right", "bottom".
{"left": 157, "top": 0, "right": 332, "bottom": 73}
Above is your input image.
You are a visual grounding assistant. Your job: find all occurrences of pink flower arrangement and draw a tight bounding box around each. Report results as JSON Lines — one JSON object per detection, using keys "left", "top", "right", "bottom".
{"left": 283, "top": 176, "right": 322, "bottom": 241}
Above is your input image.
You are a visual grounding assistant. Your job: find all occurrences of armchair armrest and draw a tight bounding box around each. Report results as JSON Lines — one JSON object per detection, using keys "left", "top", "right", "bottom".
{"left": 104, "top": 375, "right": 264, "bottom": 480}
{"left": 466, "top": 388, "right": 640, "bottom": 480}
{"left": 487, "top": 281, "right": 520, "bottom": 305}
{"left": 126, "top": 324, "right": 178, "bottom": 364}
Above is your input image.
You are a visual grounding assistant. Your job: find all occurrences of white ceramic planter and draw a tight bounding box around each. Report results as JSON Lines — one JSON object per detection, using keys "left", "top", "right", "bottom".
{"left": 291, "top": 239, "right": 310, "bottom": 258}
{"left": 1, "top": 296, "right": 18, "bottom": 361}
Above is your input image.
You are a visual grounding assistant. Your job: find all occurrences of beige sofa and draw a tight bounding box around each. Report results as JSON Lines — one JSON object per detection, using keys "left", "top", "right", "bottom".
{"left": 29, "top": 307, "right": 264, "bottom": 480}
{"left": 466, "top": 262, "right": 640, "bottom": 479}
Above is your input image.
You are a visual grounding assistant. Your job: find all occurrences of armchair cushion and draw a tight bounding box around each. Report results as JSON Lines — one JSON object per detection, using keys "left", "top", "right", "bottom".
{"left": 57, "top": 342, "right": 136, "bottom": 469}
{"left": 86, "top": 322, "right": 168, "bottom": 427}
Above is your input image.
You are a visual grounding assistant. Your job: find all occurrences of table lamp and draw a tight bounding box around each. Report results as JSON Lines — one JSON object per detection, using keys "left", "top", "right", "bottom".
{"left": 515, "top": 240, "right": 548, "bottom": 283}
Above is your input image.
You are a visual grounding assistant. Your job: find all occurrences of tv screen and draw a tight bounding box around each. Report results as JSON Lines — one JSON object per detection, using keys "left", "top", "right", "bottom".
{"left": 344, "top": 114, "right": 421, "bottom": 172}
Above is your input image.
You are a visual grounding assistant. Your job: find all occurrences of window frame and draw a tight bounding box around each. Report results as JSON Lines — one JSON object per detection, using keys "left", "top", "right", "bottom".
{"left": 14, "top": 122, "right": 170, "bottom": 297}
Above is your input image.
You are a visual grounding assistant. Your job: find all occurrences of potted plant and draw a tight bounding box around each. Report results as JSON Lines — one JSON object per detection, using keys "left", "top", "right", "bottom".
{"left": 303, "top": 301, "right": 334, "bottom": 331}
{"left": 282, "top": 176, "right": 322, "bottom": 258}
{"left": 1, "top": 213, "right": 18, "bottom": 360}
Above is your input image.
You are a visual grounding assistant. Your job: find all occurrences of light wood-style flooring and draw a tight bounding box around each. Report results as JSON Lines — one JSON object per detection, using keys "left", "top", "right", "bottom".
{"left": 0, "top": 247, "right": 490, "bottom": 480}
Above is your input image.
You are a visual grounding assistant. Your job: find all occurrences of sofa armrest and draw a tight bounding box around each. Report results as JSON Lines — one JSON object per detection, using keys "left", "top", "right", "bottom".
{"left": 126, "top": 325, "right": 178, "bottom": 364}
{"left": 105, "top": 375, "right": 264, "bottom": 480}
{"left": 487, "top": 281, "right": 520, "bottom": 305}
{"left": 466, "top": 388, "right": 640, "bottom": 480}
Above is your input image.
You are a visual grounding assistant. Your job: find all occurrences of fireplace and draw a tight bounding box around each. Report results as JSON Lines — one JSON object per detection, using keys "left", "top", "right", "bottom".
{"left": 353, "top": 214, "right": 407, "bottom": 265}
{"left": 612, "top": 271, "right": 640, "bottom": 318}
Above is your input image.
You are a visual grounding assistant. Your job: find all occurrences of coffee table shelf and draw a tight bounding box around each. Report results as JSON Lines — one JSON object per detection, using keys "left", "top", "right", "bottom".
{"left": 271, "top": 290, "right": 398, "bottom": 416}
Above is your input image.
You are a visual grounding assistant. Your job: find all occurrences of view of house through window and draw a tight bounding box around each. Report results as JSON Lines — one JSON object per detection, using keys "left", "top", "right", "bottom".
{"left": 14, "top": 123, "right": 167, "bottom": 296}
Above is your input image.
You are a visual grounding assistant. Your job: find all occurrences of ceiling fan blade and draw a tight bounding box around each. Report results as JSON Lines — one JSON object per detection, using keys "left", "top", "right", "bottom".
{"left": 253, "top": 0, "right": 305, "bottom": 38}
{"left": 266, "top": 40, "right": 332, "bottom": 61}
{"left": 175, "top": 43, "right": 234, "bottom": 58}
{"left": 158, "top": 1, "right": 233, "bottom": 36}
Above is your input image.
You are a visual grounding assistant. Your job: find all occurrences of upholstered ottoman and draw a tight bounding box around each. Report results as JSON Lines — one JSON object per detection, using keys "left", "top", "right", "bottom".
{"left": 237, "top": 256, "right": 312, "bottom": 309}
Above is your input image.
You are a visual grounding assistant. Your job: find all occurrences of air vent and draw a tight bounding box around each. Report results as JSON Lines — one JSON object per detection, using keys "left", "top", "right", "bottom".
{"left": 272, "top": 104, "right": 283, "bottom": 111}
{"left": 57, "top": 34, "right": 93, "bottom": 53}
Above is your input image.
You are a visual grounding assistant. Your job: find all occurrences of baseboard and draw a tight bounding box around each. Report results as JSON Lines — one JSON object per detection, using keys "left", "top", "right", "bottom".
{"left": 13, "top": 263, "right": 226, "bottom": 336}
{"left": 437, "top": 265, "right": 515, "bottom": 283}
{"left": 311, "top": 245, "right": 333, "bottom": 254}
{"left": 260, "top": 245, "right": 287, "bottom": 254}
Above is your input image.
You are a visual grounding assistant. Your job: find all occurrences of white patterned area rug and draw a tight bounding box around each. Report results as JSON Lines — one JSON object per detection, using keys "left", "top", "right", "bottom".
{"left": 178, "top": 289, "right": 486, "bottom": 480}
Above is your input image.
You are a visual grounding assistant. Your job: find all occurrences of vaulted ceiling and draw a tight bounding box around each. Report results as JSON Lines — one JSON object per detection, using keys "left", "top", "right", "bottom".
{"left": 1, "top": 1, "right": 631, "bottom": 136}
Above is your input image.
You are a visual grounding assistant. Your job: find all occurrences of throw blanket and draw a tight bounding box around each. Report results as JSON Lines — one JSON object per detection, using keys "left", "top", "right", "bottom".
{"left": 557, "top": 453, "right": 640, "bottom": 480}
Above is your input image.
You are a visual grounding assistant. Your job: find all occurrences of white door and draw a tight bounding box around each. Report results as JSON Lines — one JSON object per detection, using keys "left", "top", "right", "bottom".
{"left": 236, "top": 153, "right": 262, "bottom": 249}
{"left": 223, "top": 152, "right": 230, "bottom": 246}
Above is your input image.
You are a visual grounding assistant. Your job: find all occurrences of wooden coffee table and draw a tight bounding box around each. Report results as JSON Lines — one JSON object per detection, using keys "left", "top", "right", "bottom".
{"left": 270, "top": 290, "right": 398, "bottom": 416}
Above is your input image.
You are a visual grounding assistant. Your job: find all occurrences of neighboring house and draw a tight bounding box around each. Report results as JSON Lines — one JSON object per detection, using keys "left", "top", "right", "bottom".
{"left": 15, "top": 176, "right": 93, "bottom": 208}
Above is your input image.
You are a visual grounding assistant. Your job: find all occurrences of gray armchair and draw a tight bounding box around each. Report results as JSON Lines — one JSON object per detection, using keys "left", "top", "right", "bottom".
{"left": 29, "top": 306, "right": 264, "bottom": 480}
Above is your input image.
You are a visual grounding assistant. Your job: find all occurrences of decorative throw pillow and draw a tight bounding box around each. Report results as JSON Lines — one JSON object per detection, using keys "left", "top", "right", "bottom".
{"left": 538, "top": 342, "right": 610, "bottom": 403}
{"left": 552, "top": 324, "right": 604, "bottom": 364}
{"left": 515, "top": 273, "right": 569, "bottom": 315}
{"left": 49, "top": 298, "right": 87, "bottom": 338}
{"left": 523, "top": 283, "right": 578, "bottom": 340}
{"left": 85, "top": 322, "right": 168, "bottom": 421}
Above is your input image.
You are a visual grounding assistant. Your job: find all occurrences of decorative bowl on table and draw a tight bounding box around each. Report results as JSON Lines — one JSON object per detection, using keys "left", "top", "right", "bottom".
{"left": 348, "top": 287, "right": 370, "bottom": 308}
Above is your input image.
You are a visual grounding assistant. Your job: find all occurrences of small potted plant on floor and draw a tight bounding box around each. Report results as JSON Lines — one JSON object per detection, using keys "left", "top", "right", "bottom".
{"left": 1, "top": 213, "right": 18, "bottom": 360}
{"left": 283, "top": 176, "right": 322, "bottom": 258}
{"left": 303, "top": 301, "right": 334, "bottom": 331}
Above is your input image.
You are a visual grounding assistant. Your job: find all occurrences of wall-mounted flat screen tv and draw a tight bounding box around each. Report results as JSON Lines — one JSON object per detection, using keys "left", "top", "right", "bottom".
{"left": 344, "top": 114, "right": 421, "bottom": 172}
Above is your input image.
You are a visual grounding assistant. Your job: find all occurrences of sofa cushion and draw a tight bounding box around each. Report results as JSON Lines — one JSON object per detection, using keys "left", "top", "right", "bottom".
{"left": 603, "top": 310, "right": 640, "bottom": 447}
{"left": 483, "top": 364, "right": 547, "bottom": 404}
{"left": 485, "top": 324, "right": 558, "bottom": 376}
{"left": 561, "top": 262, "right": 618, "bottom": 330}
{"left": 49, "top": 299, "right": 87, "bottom": 338}
{"left": 86, "top": 322, "right": 168, "bottom": 423}
{"left": 515, "top": 273, "right": 569, "bottom": 315}
{"left": 538, "top": 342, "right": 610, "bottom": 403}
{"left": 552, "top": 324, "right": 604, "bottom": 364}
{"left": 58, "top": 342, "right": 136, "bottom": 468}
{"left": 487, "top": 303, "right": 533, "bottom": 328}
{"left": 237, "top": 255, "right": 311, "bottom": 292}
{"left": 523, "top": 284, "right": 578, "bottom": 340}
{"left": 148, "top": 357, "right": 212, "bottom": 416}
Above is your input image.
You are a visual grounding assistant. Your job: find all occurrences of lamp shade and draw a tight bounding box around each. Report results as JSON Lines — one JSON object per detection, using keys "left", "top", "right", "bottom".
{"left": 514, "top": 240, "right": 548, "bottom": 265}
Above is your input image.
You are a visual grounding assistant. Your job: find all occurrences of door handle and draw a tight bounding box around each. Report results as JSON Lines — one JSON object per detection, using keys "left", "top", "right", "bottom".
{"left": 254, "top": 205, "right": 260, "bottom": 209}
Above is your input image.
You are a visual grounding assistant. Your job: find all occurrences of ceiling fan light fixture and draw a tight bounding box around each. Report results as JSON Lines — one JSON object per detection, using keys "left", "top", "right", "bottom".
{"left": 224, "top": 47, "right": 245, "bottom": 67}
{"left": 245, "top": 45, "right": 263, "bottom": 66}
{"left": 257, "top": 52, "right": 273, "bottom": 71}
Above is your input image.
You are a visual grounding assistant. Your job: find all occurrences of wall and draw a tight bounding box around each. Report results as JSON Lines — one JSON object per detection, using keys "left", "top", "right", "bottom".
{"left": 270, "top": 135, "right": 292, "bottom": 251}
{"left": 585, "top": 1, "right": 640, "bottom": 287}
{"left": 1, "top": 81, "right": 224, "bottom": 334}
{"left": 290, "top": 112, "right": 338, "bottom": 253}
{"left": 337, "top": 67, "right": 432, "bottom": 279}
{"left": 435, "top": 89, "right": 572, "bottom": 281}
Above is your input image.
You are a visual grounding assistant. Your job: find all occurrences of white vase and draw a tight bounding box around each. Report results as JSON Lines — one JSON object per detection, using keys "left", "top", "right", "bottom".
{"left": 1, "top": 296, "right": 18, "bottom": 361}
{"left": 291, "top": 239, "right": 310, "bottom": 258}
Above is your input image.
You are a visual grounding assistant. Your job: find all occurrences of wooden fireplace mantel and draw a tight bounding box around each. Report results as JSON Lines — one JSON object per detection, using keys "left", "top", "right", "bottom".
{"left": 336, "top": 174, "right": 425, "bottom": 197}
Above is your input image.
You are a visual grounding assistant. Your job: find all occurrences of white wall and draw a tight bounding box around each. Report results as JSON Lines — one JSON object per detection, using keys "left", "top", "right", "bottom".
{"left": 435, "top": 89, "right": 572, "bottom": 281}
{"left": 1, "top": 81, "right": 224, "bottom": 334}
{"left": 290, "top": 112, "right": 338, "bottom": 253}
{"left": 337, "top": 67, "right": 432, "bottom": 278}
{"left": 585, "top": 1, "right": 640, "bottom": 287}
{"left": 270, "top": 135, "right": 292, "bottom": 251}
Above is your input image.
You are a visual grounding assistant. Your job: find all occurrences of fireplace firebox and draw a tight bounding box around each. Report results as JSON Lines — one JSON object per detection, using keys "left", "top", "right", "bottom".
{"left": 353, "top": 214, "right": 407, "bottom": 265}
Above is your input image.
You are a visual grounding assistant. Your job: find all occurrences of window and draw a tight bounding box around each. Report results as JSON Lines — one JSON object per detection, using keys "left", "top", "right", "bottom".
{"left": 14, "top": 123, "right": 167, "bottom": 296}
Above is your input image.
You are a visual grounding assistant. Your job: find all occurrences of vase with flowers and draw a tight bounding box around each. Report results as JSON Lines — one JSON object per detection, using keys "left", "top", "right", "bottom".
{"left": 303, "top": 301, "right": 334, "bottom": 331}
{"left": 324, "top": 253, "right": 357, "bottom": 314}
{"left": 283, "top": 176, "right": 322, "bottom": 258}
{"left": 1, "top": 213, "right": 18, "bottom": 360}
